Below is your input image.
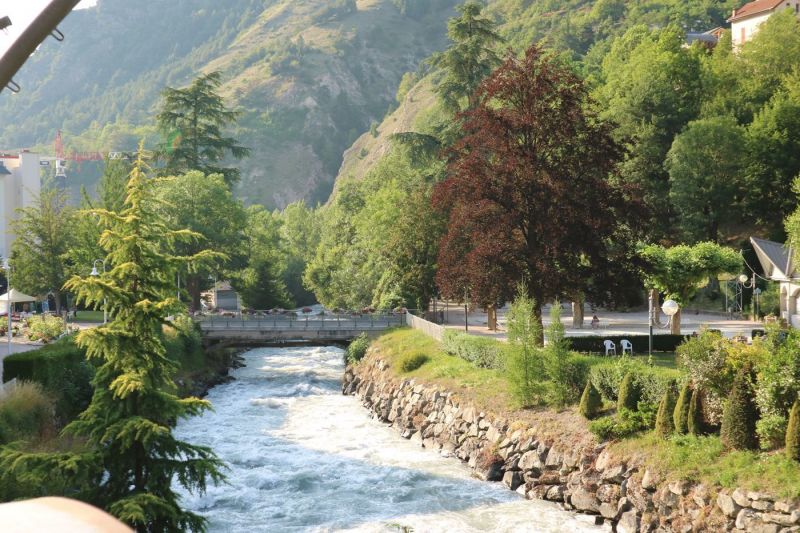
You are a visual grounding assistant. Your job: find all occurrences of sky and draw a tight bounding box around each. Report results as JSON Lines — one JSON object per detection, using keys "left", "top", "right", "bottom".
{"left": 0, "top": 0, "right": 97, "bottom": 57}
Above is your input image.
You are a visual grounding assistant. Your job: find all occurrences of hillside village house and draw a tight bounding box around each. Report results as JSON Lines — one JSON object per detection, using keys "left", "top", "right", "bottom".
{"left": 729, "top": 0, "right": 800, "bottom": 46}
{"left": 751, "top": 237, "right": 800, "bottom": 327}
{"left": 0, "top": 151, "right": 40, "bottom": 262}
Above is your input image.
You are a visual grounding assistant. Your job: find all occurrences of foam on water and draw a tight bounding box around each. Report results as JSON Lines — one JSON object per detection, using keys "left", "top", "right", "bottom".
{"left": 175, "top": 346, "right": 605, "bottom": 532}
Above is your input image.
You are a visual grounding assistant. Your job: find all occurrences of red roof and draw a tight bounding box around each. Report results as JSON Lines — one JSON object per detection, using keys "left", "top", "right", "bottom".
{"left": 728, "top": 0, "right": 784, "bottom": 22}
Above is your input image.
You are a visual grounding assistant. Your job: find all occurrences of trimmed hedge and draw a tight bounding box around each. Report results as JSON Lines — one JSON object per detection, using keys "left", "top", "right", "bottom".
{"left": 590, "top": 358, "right": 680, "bottom": 406}
{"left": 568, "top": 334, "right": 687, "bottom": 354}
{"left": 442, "top": 330, "right": 509, "bottom": 369}
{"left": 3, "top": 337, "right": 93, "bottom": 422}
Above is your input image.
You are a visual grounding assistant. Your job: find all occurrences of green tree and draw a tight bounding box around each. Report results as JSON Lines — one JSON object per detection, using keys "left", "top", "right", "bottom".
{"left": 506, "top": 282, "right": 544, "bottom": 406}
{"left": 638, "top": 242, "right": 742, "bottom": 334}
{"left": 233, "top": 206, "right": 291, "bottom": 310}
{"left": 720, "top": 363, "right": 759, "bottom": 451}
{"left": 687, "top": 388, "right": 704, "bottom": 435}
{"left": 580, "top": 380, "right": 603, "bottom": 420}
{"left": 155, "top": 170, "right": 247, "bottom": 311}
{"left": 787, "top": 398, "right": 800, "bottom": 461}
{"left": 596, "top": 25, "right": 703, "bottom": 237}
{"left": 279, "top": 200, "right": 321, "bottom": 307}
{"left": 429, "top": 1, "right": 503, "bottom": 113}
{"left": 157, "top": 71, "right": 250, "bottom": 187}
{"left": 666, "top": 115, "right": 747, "bottom": 242}
{"left": 617, "top": 372, "right": 640, "bottom": 412}
{"left": 654, "top": 386, "right": 676, "bottom": 438}
{"left": 673, "top": 381, "right": 691, "bottom": 434}
{"left": 3, "top": 152, "right": 225, "bottom": 530}
{"left": 10, "top": 185, "right": 76, "bottom": 314}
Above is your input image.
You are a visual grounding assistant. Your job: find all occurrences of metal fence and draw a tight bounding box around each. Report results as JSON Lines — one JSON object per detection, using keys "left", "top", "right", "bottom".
{"left": 196, "top": 313, "right": 405, "bottom": 331}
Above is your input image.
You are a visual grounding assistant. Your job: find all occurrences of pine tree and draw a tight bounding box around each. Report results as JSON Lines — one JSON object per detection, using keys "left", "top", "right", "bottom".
{"left": 157, "top": 71, "right": 250, "bottom": 187}
{"left": 61, "top": 150, "right": 225, "bottom": 529}
{"left": 617, "top": 372, "right": 640, "bottom": 412}
{"left": 654, "top": 386, "right": 676, "bottom": 439}
{"left": 720, "top": 364, "right": 759, "bottom": 451}
{"left": 673, "top": 381, "right": 691, "bottom": 434}
{"left": 786, "top": 398, "right": 800, "bottom": 461}
{"left": 579, "top": 380, "right": 602, "bottom": 420}
{"left": 687, "top": 388, "right": 704, "bottom": 436}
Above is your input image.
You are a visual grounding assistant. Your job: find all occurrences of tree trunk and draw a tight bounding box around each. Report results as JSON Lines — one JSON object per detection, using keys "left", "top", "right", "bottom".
{"left": 54, "top": 290, "right": 62, "bottom": 315}
{"left": 487, "top": 304, "right": 497, "bottom": 331}
{"left": 533, "top": 304, "right": 544, "bottom": 346}
{"left": 572, "top": 299, "right": 584, "bottom": 328}
{"left": 671, "top": 308, "right": 681, "bottom": 335}
{"left": 650, "top": 289, "right": 662, "bottom": 326}
{"left": 187, "top": 275, "right": 202, "bottom": 313}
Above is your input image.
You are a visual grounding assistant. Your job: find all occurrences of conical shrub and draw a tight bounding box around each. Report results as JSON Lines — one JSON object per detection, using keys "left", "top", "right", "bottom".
{"left": 786, "top": 398, "right": 800, "bottom": 461}
{"left": 655, "top": 386, "right": 676, "bottom": 439}
{"left": 720, "top": 364, "right": 758, "bottom": 451}
{"left": 673, "top": 381, "right": 691, "bottom": 435}
{"left": 580, "top": 380, "right": 602, "bottom": 420}
{"left": 687, "top": 388, "right": 704, "bottom": 436}
{"left": 617, "top": 372, "right": 640, "bottom": 412}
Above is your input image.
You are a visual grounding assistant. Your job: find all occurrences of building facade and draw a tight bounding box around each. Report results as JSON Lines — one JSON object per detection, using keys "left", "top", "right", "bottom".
{"left": 751, "top": 237, "right": 800, "bottom": 327}
{"left": 0, "top": 152, "right": 41, "bottom": 261}
{"left": 729, "top": 0, "right": 800, "bottom": 46}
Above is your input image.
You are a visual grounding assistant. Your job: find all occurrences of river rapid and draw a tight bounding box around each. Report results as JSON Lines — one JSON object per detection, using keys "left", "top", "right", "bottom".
{"left": 175, "top": 345, "right": 604, "bottom": 532}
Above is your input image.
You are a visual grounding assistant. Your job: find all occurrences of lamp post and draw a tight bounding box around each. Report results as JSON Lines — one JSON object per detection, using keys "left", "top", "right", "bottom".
{"left": 90, "top": 259, "right": 107, "bottom": 324}
{"left": 650, "top": 297, "right": 680, "bottom": 362}
{"left": 739, "top": 273, "right": 757, "bottom": 320}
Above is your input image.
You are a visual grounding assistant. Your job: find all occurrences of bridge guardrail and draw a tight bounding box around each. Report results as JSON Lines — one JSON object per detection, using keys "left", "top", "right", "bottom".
{"left": 196, "top": 314, "right": 405, "bottom": 331}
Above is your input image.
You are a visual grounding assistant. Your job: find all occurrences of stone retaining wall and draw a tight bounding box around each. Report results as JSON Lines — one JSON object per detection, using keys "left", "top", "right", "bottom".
{"left": 343, "top": 357, "right": 800, "bottom": 532}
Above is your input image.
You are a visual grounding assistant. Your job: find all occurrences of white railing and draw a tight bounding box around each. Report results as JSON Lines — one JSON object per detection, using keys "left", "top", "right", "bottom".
{"left": 405, "top": 312, "right": 445, "bottom": 342}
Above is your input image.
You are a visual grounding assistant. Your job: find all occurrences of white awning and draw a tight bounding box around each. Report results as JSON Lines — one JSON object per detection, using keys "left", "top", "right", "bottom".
{"left": 0, "top": 289, "right": 36, "bottom": 303}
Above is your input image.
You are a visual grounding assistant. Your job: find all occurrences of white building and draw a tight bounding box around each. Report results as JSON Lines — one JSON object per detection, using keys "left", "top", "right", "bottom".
{"left": 729, "top": 0, "right": 800, "bottom": 47}
{"left": 0, "top": 152, "right": 41, "bottom": 261}
{"left": 751, "top": 237, "right": 800, "bottom": 327}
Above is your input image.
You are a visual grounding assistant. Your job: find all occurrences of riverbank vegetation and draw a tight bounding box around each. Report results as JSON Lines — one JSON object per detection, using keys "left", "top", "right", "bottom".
{"left": 366, "top": 325, "right": 800, "bottom": 497}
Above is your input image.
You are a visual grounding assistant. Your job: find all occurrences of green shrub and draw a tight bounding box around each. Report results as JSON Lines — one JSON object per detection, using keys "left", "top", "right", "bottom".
{"left": 758, "top": 414, "right": 788, "bottom": 452}
{"left": 721, "top": 364, "right": 759, "bottom": 451}
{"left": 0, "top": 382, "right": 55, "bottom": 445}
{"left": 346, "top": 333, "right": 370, "bottom": 365}
{"left": 580, "top": 380, "right": 602, "bottom": 419}
{"left": 442, "top": 330, "right": 507, "bottom": 369}
{"left": 787, "top": 399, "right": 800, "bottom": 461}
{"left": 3, "top": 337, "right": 93, "bottom": 423}
{"left": 673, "top": 381, "right": 692, "bottom": 435}
{"left": 399, "top": 352, "right": 429, "bottom": 372}
{"left": 688, "top": 388, "right": 704, "bottom": 436}
{"left": 617, "top": 373, "right": 640, "bottom": 411}
{"left": 589, "top": 406, "right": 656, "bottom": 441}
{"left": 567, "top": 334, "right": 686, "bottom": 353}
{"left": 590, "top": 358, "right": 678, "bottom": 405}
{"left": 655, "top": 386, "right": 676, "bottom": 439}
{"left": 26, "top": 315, "right": 65, "bottom": 343}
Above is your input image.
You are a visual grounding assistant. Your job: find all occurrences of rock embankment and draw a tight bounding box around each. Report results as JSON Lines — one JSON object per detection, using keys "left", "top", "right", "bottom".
{"left": 343, "top": 356, "right": 800, "bottom": 532}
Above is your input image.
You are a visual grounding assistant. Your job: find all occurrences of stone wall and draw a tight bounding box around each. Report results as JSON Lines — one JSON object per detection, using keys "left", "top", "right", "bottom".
{"left": 343, "top": 357, "right": 800, "bottom": 532}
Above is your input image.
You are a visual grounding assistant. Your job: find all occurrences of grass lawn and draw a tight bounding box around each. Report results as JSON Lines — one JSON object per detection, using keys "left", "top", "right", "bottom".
{"left": 631, "top": 352, "right": 677, "bottom": 369}
{"left": 73, "top": 310, "right": 105, "bottom": 323}
{"left": 612, "top": 433, "right": 800, "bottom": 498}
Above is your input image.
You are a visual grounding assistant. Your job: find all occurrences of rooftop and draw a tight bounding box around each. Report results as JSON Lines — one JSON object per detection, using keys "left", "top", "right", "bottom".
{"left": 729, "top": 0, "right": 784, "bottom": 22}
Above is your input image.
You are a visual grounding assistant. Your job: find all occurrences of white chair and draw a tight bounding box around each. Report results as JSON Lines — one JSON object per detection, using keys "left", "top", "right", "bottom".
{"left": 603, "top": 340, "right": 616, "bottom": 356}
{"left": 621, "top": 339, "right": 633, "bottom": 355}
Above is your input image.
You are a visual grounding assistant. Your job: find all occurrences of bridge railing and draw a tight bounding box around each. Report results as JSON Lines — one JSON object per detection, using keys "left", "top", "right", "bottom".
{"left": 195, "top": 313, "right": 405, "bottom": 331}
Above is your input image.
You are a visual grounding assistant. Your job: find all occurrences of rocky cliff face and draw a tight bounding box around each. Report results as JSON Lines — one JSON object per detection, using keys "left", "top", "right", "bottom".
{"left": 344, "top": 354, "right": 800, "bottom": 532}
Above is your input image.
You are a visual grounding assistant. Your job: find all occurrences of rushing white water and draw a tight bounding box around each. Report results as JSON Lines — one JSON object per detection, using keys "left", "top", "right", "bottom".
{"left": 175, "top": 345, "right": 604, "bottom": 532}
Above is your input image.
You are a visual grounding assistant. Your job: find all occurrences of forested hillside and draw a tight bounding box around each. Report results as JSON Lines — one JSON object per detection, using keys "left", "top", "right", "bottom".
{"left": 0, "top": 0, "right": 461, "bottom": 207}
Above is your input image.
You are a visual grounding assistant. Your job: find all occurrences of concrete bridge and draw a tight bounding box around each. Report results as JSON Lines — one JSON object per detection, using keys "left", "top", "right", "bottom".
{"left": 197, "top": 313, "right": 406, "bottom": 346}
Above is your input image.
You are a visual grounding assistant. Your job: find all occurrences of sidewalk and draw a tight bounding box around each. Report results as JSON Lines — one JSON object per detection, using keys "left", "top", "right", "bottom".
{"left": 435, "top": 303, "right": 763, "bottom": 341}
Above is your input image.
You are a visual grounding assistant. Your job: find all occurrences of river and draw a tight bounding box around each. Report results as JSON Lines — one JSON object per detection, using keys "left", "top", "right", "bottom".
{"left": 175, "top": 345, "right": 604, "bottom": 532}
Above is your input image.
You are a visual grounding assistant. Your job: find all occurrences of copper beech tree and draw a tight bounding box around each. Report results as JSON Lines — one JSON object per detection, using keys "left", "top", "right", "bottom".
{"left": 433, "top": 44, "right": 637, "bottom": 341}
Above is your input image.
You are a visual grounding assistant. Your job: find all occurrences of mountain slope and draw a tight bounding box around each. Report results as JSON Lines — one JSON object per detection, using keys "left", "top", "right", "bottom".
{"left": 0, "top": 0, "right": 461, "bottom": 207}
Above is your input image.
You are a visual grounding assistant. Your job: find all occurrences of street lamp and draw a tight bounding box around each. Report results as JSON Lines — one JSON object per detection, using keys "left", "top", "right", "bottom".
{"left": 91, "top": 259, "right": 107, "bottom": 324}
{"left": 649, "top": 296, "right": 680, "bottom": 360}
{"left": 739, "top": 273, "right": 757, "bottom": 320}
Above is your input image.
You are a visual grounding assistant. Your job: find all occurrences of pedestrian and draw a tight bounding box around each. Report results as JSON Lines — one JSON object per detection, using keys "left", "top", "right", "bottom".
{"left": 591, "top": 314, "right": 600, "bottom": 329}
